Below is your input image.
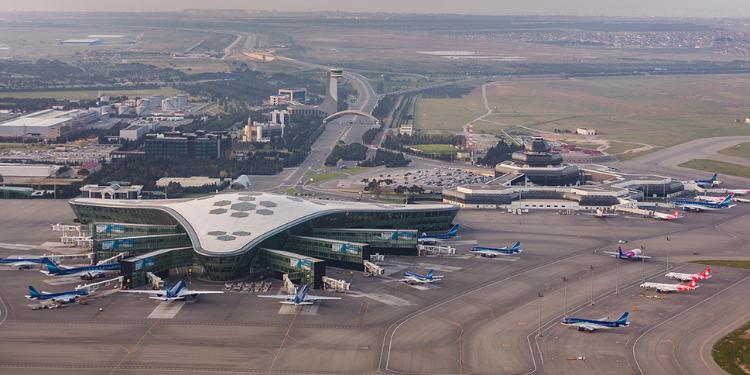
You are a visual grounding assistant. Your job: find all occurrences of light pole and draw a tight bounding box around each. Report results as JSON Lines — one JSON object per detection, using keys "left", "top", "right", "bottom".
{"left": 562, "top": 276, "right": 568, "bottom": 318}
{"left": 666, "top": 236, "right": 671, "bottom": 272}
{"left": 538, "top": 291, "right": 543, "bottom": 338}
{"left": 589, "top": 265, "right": 595, "bottom": 305}
{"left": 615, "top": 258, "right": 620, "bottom": 294}
{"left": 641, "top": 244, "right": 646, "bottom": 283}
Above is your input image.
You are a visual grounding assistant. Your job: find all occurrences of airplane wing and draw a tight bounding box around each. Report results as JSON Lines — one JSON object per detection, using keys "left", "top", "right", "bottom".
{"left": 257, "top": 294, "right": 293, "bottom": 300}
{"left": 576, "top": 323, "right": 599, "bottom": 332}
{"left": 179, "top": 290, "right": 224, "bottom": 296}
{"left": 120, "top": 290, "right": 164, "bottom": 295}
{"left": 602, "top": 251, "right": 620, "bottom": 256}
{"left": 304, "top": 295, "right": 342, "bottom": 301}
{"left": 636, "top": 255, "right": 652, "bottom": 259}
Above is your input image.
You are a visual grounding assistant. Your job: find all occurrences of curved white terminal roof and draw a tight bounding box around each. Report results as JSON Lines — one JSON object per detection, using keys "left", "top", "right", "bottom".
{"left": 71, "top": 192, "right": 457, "bottom": 256}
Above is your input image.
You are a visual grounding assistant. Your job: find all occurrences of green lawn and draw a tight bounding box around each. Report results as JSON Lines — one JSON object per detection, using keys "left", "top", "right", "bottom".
{"left": 679, "top": 159, "right": 750, "bottom": 180}
{"left": 0, "top": 87, "right": 183, "bottom": 100}
{"left": 605, "top": 141, "right": 643, "bottom": 155}
{"left": 719, "top": 142, "right": 750, "bottom": 160}
{"left": 713, "top": 319, "right": 750, "bottom": 375}
{"left": 411, "top": 144, "right": 456, "bottom": 157}
{"left": 305, "top": 166, "right": 371, "bottom": 185}
{"left": 416, "top": 75, "right": 750, "bottom": 145}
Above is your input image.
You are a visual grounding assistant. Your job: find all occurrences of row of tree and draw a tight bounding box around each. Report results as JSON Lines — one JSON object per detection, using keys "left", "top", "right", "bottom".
{"left": 476, "top": 140, "right": 523, "bottom": 167}
{"left": 324, "top": 142, "right": 368, "bottom": 166}
{"left": 359, "top": 149, "right": 411, "bottom": 168}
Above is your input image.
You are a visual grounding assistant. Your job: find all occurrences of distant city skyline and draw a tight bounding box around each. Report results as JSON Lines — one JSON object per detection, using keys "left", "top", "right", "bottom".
{"left": 0, "top": 0, "right": 748, "bottom": 18}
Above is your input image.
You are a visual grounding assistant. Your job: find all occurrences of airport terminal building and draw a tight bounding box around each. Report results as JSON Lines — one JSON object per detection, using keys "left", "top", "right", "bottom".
{"left": 70, "top": 192, "right": 458, "bottom": 288}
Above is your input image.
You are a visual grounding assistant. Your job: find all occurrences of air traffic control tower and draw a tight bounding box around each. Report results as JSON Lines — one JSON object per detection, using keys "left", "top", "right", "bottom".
{"left": 289, "top": 68, "right": 342, "bottom": 117}
{"left": 318, "top": 68, "right": 342, "bottom": 115}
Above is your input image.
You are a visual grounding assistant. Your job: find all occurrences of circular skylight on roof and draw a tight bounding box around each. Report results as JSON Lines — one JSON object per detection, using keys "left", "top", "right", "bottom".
{"left": 209, "top": 208, "right": 228, "bottom": 215}
{"left": 216, "top": 235, "right": 237, "bottom": 241}
{"left": 256, "top": 209, "right": 274, "bottom": 215}
{"left": 232, "top": 231, "right": 252, "bottom": 236}
{"left": 213, "top": 200, "right": 232, "bottom": 207}
{"left": 238, "top": 196, "right": 256, "bottom": 202}
{"left": 259, "top": 201, "right": 277, "bottom": 208}
{"left": 207, "top": 231, "right": 227, "bottom": 235}
{"left": 231, "top": 212, "right": 249, "bottom": 218}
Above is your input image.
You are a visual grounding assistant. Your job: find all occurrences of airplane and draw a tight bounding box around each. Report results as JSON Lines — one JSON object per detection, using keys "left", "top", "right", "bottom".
{"left": 0, "top": 256, "right": 47, "bottom": 270}
{"left": 725, "top": 189, "right": 750, "bottom": 196}
{"left": 604, "top": 246, "right": 651, "bottom": 260}
{"left": 588, "top": 208, "right": 618, "bottom": 218}
{"left": 692, "top": 173, "right": 720, "bottom": 188}
{"left": 674, "top": 194, "right": 734, "bottom": 212}
{"left": 41, "top": 257, "right": 120, "bottom": 280}
{"left": 665, "top": 267, "right": 711, "bottom": 282}
{"left": 258, "top": 284, "right": 341, "bottom": 305}
{"left": 26, "top": 285, "right": 88, "bottom": 304}
{"left": 119, "top": 280, "right": 224, "bottom": 301}
{"left": 652, "top": 209, "right": 680, "bottom": 221}
{"left": 640, "top": 276, "right": 699, "bottom": 293}
{"left": 400, "top": 269, "right": 444, "bottom": 284}
{"left": 561, "top": 312, "right": 630, "bottom": 332}
{"left": 418, "top": 224, "right": 459, "bottom": 244}
{"left": 695, "top": 192, "right": 734, "bottom": 203}
{"left": 469, "top": 242, "right": 522, "bottom": 257}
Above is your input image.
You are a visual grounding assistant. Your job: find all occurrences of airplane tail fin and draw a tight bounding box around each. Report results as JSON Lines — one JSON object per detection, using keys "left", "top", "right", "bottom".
{"left": 448, "top": 224, "right": 459, "bottom": 236}
{"left": 43, "top": 257, "right": 61, "bottom": 273}
{"left": 721, "top": 194, "right": 733, "bottom": 205}
{"left": 618, "top": 247, "right": 623, "bottom": 257}
{"left": 616, "top": 312, "right": 629, "bottom": 324}
{"left": 27, "top": 286, "right": 40, "bottom": 298}
{"left": 711, "top": 173, "right": 718, "bottom": 182}
{"left": 689, "top": 276, "right": 699, "bottom": 288}
{"left": 512, "top": 241, "right": 521, "bottom": 251}
{"left": 703, "top": 267, "right": 711, "bottom": 278}
{"left": 427, "top": 269, "right": 434, "bottom": 279}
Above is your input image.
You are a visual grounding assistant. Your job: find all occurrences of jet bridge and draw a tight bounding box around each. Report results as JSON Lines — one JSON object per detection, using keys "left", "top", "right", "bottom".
{"left": 75, "top": 276, "right": 123, "bottom": 294}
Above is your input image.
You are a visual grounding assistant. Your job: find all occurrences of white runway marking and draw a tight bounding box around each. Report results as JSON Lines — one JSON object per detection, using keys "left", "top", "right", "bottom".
{"left": 148, "top": 301, "right": 184, "bottom": 319}
{"left": 0, "top": 242, "right": 37, "bottom": 251}
{"left": 278, "top": 303, "right": 319, "bottom": 315}
{"left": 349, "top": 291, "right": 415, "bottom": 306}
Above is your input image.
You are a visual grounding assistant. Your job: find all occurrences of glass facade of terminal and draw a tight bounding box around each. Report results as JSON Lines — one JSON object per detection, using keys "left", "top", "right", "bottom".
{"left": 310, "top": 228, "right": 418, "bottom": 256}
{"left": 90, "top": 223, "right": 180, "bottom": 239}
{"left": 94, "top": 233, "right": 192, "bottom": 261}
{"left": 309, "top": 209, "right": 457, "bottom": 232}
{"left": 121, "top": 247, "right": 194, "bottom": 288}
{"left": 195, "top": 251, "right": 256, "bottom": 281}
{"left": 284, "top": 235, "right": 369, "bottom": 270}
{"left": 71, "top": 204, "right": 179, "bottom": 226}
{"left": 255, "top": 248, "right": 324, "bottom": 288}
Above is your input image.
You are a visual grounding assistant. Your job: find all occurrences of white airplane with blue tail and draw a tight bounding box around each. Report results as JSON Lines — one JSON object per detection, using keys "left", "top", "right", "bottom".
{"left": 561, "top": 312, "right": 630, "bottom": 332}
{"left": 120, "top": 280, "right": 224, "bottom": 302}
{"left": 258, "top": 284, "right": 341, "bottom": 305}
{"left": 470, "top": 242, "right": 522, "bottom": 257}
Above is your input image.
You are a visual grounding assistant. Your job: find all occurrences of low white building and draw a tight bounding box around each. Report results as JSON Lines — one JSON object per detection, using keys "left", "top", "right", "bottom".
{"left": 119, "top": 121, "right": 156, "bottom": 141}
{"left": 576, "top": 128, "right": 596, "bottom": 136}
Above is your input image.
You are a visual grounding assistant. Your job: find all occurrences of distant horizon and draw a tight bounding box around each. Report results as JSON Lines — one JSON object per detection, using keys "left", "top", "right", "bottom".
{"left": 0, "top": 0, "right": 748, "bottom": 18}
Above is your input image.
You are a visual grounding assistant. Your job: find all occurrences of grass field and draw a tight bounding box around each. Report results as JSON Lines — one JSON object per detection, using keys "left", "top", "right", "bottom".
{"left": 0, "top": 87, "right": 183, "bottom": 100}
{"left": 306, "top": 166, "right": 370, "bottom": 185}
{"left": 712, "top": 319, "right": 750, "bottom": 375}
{"left": 416, "top": 88, "right": 485, "bottom": 133}
{"left": 719, "top": 142, "right": 750, "bottom": 160}
{"left": 416, "top": 75, "right": 750, "bottom": 146}
{"left": 690, "top": 260, "right": 750, "bottom": 269}
{"left": 410, "top": 144, "right": 457, "bottom": 157}
{"left": 679, "top": 159, "right": 750, "bottom": 180}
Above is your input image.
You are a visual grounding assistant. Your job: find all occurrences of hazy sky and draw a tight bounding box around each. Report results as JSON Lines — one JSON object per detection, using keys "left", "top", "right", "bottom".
{"left": 0, "top": 0, "right": 748, "bottom": 18}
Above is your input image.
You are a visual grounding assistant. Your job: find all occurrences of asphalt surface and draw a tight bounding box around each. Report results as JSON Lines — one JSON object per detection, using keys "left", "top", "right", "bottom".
{"left": 620, "top": 136, "right": 750, "bottom": 185}
{"left": 1, "top": 200, "right": 749, "bottom": 374}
